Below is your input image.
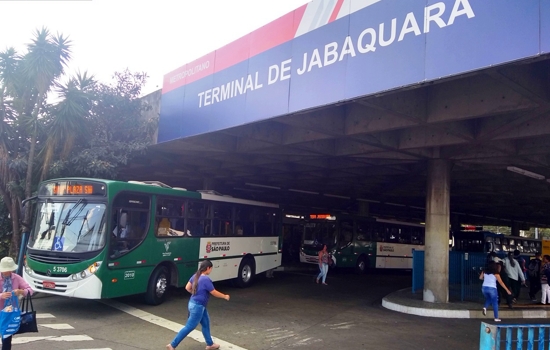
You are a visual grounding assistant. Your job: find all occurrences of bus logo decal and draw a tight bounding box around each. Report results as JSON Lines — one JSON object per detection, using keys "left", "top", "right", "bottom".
{"left": 206, "top": 242, "right": 212, "bottom": 253}
{"left": 163, "top": 241, "right": 172, "bottom": 257}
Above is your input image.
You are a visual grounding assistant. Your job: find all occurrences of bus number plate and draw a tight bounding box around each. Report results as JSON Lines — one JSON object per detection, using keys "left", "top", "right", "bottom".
{"left": 124, "top": 271, "right": 135, "bottom": 280}
{"left": 43, "top": 281, "right": 55, "bottom": 289}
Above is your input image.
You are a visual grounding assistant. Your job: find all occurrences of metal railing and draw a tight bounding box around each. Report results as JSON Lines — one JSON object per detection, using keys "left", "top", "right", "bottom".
{"left": 412, "top": 250, "right": 486, "bottom": 302}
{"left": 480, "top": 322, "right": 550, "bottom": 350}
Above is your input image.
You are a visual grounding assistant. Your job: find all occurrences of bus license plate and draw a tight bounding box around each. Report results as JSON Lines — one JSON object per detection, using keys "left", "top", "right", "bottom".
{"left": 43, "top": 281, "right": 55, "bottom": 289}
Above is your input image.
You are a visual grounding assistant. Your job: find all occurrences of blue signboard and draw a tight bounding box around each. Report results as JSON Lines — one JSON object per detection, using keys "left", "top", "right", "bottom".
{"left": 158, "top": 0, "right": 549, "bottom": 143}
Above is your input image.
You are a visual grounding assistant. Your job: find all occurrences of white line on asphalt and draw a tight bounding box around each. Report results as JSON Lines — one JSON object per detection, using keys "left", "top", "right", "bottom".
{"left": 69, "top": 348, "right": 112, "bottom": 350}
{"left": 100, "top": 299, "right": 248, "bottom": 350}
{"left": 41, "top": 323, "right": 75, "bottom": 330}
{"left": 12, "top": 336, "right": 54, "bottom": 344}
{"left": 11, "top": 335, "right": 94, "bottom": 344}
{"left": 36, "top": 313, "right": 55, "bottom": 318}
{"left": 50, "top": 335, "right": 94, "bottom": 342}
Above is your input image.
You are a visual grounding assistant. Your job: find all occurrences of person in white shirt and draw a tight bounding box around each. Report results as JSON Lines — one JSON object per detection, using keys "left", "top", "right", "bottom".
{"left": 503, "top": 251, "right": 527, "bottom": 302}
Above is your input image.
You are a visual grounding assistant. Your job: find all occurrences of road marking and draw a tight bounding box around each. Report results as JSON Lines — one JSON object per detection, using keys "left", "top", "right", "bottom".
{"left": 50, "top": 335, "right": 94, "bottom": 342}
{"left": 70, "top": 348, "right": 112, "bottom": 350}
{"left": 41, "top": 323, "right": 75, "bottom": 330}
{"left": 37, "top": 313, "right": 56, "bottom": 318}
{"left": 101, "top": 299, "right": 248, "bottom": 350}
{"left": 12, "top": 335, "right": 93, "bottom": 344}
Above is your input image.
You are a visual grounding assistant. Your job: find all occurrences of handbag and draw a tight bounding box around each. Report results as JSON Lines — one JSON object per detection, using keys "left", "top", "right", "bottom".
{"left": 16, "top": 293, "right": 38, "bottom": 334}
{"left": 0, "top": 294, "right": 20, "bottom": 337}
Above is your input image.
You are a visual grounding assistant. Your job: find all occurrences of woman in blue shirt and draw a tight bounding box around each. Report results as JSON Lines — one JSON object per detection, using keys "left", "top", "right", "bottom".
{"left": 480, "top": 261, "right": 511, "bottom": 322}
{"left": 167, "top": 260, "right": 230, "bottom": 350}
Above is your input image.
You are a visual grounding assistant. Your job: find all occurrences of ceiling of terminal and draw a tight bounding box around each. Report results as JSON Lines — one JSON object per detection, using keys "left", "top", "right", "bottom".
{"left": 121, "top": 56, "right": 550, "bottom": 228}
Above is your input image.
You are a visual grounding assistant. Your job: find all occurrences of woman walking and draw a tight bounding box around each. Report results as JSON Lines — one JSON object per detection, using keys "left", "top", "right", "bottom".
{"left": 316, "top": 245, "right": 330, "bottom": 285}
{"left": 504, "top": 251, "right": 526, "bottom": 302}
{"left": 0, "top": 257, "right": 33, "bottom": 350}
{"left": 480, "top": 261, "right": 512, "bottom": 322}
{"left": 167, "top": 260, "right": 230, "bottom": 350}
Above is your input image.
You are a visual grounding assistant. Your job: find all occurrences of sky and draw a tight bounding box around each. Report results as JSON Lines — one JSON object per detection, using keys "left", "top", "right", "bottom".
{"left": 0, "top": 0, "right": 311, "bottom": 96}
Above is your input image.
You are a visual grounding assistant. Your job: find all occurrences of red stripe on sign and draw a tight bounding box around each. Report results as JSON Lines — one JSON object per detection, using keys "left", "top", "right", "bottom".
{"left": 329, "top": 0, "right": 345, "bottom": 23}
{"left": 162, "top": 4, "right": 308, "bottom": 94}
{"left": 249, "top": 10, "right": 299, "bottom": 57}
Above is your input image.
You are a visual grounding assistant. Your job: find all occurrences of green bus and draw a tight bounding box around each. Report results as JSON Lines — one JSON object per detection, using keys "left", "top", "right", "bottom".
{"left": 299, "top": 214, "right": 425, "bottom": 273}
{"left": 23, "top": 178, "right": 282, "bottom": 304}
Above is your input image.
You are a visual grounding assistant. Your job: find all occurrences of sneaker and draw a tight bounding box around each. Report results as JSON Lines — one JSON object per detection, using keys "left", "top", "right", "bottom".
{"left": 206, "top": 344, "right": 220, "bottom": 350}
{"left": 494, "top": 318, "right": 502, "bottom": 322}
{"left": 482, "top": 308, "right": 486, "bottom": 316}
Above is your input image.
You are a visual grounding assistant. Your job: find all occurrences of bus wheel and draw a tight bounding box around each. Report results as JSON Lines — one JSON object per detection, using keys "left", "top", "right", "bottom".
{"left": 236, "top": 257, "right": 255, "bottom": 288}
{"left": 145, "top": 266, "right": 169, "bottom": 305}
{"left": 355, "top": 255, "right": 368, "bottom": 275}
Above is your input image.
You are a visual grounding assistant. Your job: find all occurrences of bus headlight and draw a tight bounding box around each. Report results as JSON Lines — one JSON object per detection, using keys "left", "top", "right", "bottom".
{"left": 70, "top": 262, "right": 102, "bottom": 281}
{"left": 24, "top": 265, "right": 33, "bottom": 276}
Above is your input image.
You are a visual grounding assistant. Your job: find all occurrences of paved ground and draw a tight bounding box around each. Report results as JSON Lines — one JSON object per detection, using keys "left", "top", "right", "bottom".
{"left": 16, "top": 269, "right": 550, "bottom": 349}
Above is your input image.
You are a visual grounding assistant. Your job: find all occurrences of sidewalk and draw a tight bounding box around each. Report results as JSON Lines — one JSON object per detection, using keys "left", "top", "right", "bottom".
{"left": 382, "top": 287, "right": 550, "bottom": 319}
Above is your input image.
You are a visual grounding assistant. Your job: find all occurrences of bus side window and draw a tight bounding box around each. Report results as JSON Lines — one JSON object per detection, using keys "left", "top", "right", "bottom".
{"left": 211, "top": 204, "right": 232, "bottom": 236}
{"left": 235, "top": 205, "right": 254, "bottom": 236}
{"left": 187, "top": 202, "right": 208, "bottom": 236}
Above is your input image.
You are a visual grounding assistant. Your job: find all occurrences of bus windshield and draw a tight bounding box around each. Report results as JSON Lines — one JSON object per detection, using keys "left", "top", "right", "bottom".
{"left": 303, "top": 221, "right": 338, "bottom": 251}
{"left": 29, "top": 201, "right": 107, "bottom": 253}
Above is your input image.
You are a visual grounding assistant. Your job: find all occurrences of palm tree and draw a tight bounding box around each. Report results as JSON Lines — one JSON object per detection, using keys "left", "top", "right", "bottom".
{"left": 41, "top": 71, "right": 96, "bottom": 180}
{"left": 0, "top": 28, "right": 72, "bottom": 256}
{"left": 19, "top": 28, "right": 71, "bottom": 238}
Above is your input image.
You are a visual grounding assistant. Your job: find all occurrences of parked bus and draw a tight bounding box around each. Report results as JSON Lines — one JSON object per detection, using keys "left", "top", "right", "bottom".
{"left": 299, "top": 214, "right": 425, "bottom": 273}
{"left": 452, "top": 230, "right": 541, "bottom": 257}
{"left": 23, "top": 178, "right": 282, "bottom": 304}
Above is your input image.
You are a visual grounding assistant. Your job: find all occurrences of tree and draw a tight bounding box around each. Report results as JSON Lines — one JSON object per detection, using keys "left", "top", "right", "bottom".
{"left": 48, "top": 69, "right": 156, "bottom": 179}
{"left": 0, "top": 29, "right": 157, "bottom": 258}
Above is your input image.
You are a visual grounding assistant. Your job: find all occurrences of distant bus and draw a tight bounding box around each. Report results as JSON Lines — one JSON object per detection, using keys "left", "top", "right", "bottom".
{"left": 452, "top": 230, "right": 541, "bottom": 257}
{"left": 299, "top": 214, "right": 425, "bottom": 273}
{"left": 23, "top": 178, "right": 282, "bottom": 304}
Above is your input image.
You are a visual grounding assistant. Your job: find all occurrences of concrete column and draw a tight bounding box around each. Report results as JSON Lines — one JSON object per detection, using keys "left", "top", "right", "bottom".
{"left": 511, "top": 222, "right": 520, "bottom": 236}
{"left": 423, "top": 159, "right": 451, "bottom": 303}
{"left": 202, "top": 178, "right": 215, "bottom": 190}
{"left": 358, "top": 202, "right": 369, "bottom": 217}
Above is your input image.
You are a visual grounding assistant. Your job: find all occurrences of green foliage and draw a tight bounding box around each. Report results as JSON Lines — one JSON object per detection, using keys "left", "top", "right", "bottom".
{"left": 0, "top": 28, "right": 157, "bottom": 256}
{"left": 46, "top": 69, "right": 155, "bottom": 179}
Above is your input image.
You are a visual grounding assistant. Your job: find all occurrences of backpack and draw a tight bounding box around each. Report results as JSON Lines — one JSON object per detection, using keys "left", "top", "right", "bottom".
{"left": 528, "top": 259, "right": 540, "bottom": 277}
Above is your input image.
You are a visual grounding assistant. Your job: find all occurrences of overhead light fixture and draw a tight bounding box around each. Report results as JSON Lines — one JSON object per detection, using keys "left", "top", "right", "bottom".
{"left": 324, "top": 194, "right": 351, "bottom": 199}
{"left": 357, "top": 198, "right": 380, "bottom": 203}
{"left": 245, "top": 183, "right": 281, "bottom": 190}
{"left": 288, "top": 189, "right": 319, "bottom": 195}
{"left": 506, "top": 166, "right": 545, "bottom": 180}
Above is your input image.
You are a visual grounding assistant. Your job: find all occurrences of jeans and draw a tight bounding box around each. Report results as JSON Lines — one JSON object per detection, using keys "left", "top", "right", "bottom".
{"left": 170, "top": 301, "right": 214, "bottom": 348}
{"left": 482, "top": 286, "right": 499, "bottom": 318}
{"left": 317, "top": 263, "right": 328, "bottom": 283}
{"left": 529, "top": 276, "right": 541, "bottom": 299}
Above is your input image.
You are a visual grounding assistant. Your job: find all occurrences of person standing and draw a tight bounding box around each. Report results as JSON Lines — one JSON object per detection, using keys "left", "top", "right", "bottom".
{"left": 514, "top": 250, "right": 527, "bottom": 280}
{"left": 480, "top": 261, "right": 512, "bottom": 322}
{"left": 0, "top": 257, "right": 33, "bottom": 350}
{"left": 503, "top": 251, "right": 526, "bottom": 302}
{"left": 540, "top": 255, "right": 550, "bottom": 305}
{"left": 316, "top": 245, "right": 329, "bottom": 285}
{"left": 167, "top": 260, "right": 230, "bottom": 350}
{"left": 528, "top": 252, "right": 542, "bottom": 302}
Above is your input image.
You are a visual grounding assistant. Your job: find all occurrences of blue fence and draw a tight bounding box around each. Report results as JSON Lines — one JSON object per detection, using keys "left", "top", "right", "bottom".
{"left": 412, "top": 250, "right": 487, "bottom": 302}
{"left": 480, "top": 322, "right": 550, "bottom": 350}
